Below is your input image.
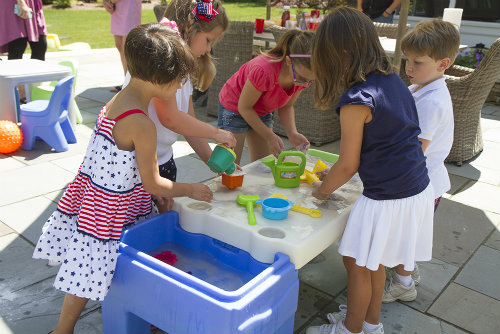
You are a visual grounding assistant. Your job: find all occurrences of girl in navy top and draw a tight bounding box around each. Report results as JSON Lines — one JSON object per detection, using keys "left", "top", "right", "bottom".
{"left": 306, "top": 8, "right": 434, "bottom": 334}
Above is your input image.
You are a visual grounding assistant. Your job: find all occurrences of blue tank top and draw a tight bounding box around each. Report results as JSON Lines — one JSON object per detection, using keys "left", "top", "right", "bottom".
{"left": 337, "top": 72, "right": 429, "bottom": 200}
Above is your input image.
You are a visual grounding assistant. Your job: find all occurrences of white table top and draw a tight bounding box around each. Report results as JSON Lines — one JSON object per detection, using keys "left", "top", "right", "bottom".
{"left": 0, "top": 59, "right": 71, "bottom": 79}
{"left": 172, "top": 153, "right": 363, "bottom": 269}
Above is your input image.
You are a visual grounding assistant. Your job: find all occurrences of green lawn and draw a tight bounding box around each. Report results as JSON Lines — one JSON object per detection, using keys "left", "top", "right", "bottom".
{"left": 43, "top": 3, "right": 284, "bottom": 50}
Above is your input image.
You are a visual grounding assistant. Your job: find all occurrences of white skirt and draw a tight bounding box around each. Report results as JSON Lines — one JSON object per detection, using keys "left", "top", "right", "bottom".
{"left": 338, "top": 184, "right": 434, "bottom": 271}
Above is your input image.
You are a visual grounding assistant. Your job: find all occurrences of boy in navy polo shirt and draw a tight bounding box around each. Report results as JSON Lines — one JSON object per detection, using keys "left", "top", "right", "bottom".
{"left": 383, "top": 19, "right": 460, "bottom": 303}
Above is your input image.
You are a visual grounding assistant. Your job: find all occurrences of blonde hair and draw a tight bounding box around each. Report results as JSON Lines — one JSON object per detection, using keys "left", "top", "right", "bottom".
{"left": 125, "top": 23, "right": 195, "bottom": 85}
{"left": 401, "top": 19, "right": 460, "bottom": 62}
{"left": 164, "top": 0, "right": 229, "bottom": 91}
{"left": 265, "top": 29, "right": 315, "bottom": 69}
{"left": 312, "top": 7, "right": 393, "bottom": 109}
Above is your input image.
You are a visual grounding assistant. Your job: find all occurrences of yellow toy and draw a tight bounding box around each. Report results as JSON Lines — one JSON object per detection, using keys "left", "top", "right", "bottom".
{"left": 313, "top": 159, "right": 329, "bottom": 174}
{"left": 300, "top": 159, "right": 329, "bottom": 185}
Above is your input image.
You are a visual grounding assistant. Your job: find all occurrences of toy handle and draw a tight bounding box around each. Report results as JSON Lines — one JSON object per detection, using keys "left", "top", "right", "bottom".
{"left": 246, "top": 202, "right": 256, "bottom": 225}
{"left": 291, "top": 205, "right": 322, "bottom": 218}
{"left": 277, "top": 151, "right": 307, "bottom": 175}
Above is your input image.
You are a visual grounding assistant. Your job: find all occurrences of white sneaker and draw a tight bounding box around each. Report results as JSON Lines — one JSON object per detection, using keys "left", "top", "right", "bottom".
{"left": 362, "top": 322, "right": 384, "bottom": 334}
{"left": 386, "top": 264, "right": 420, "bottom": 286}
{"left": 411, "top": 263, "right": 421, "bottom": 285}
{"left": 382, "top": 276, "right": 417, "bottom": 303}
{"left": 306, "top": 319, "right": 349, "bottom": 334}
{"left": 326, "top": 304, "right": 348, "bottom": 324}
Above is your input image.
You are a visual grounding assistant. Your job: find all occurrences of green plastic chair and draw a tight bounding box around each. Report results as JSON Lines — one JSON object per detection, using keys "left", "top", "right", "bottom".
{"left": 31, "top": 60, "right": 82, "bottom": 124}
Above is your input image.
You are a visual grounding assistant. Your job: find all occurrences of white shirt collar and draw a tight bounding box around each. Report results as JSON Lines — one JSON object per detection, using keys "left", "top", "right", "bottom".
{"left": 409, "top": 76, "right": 447, "bottom": 99}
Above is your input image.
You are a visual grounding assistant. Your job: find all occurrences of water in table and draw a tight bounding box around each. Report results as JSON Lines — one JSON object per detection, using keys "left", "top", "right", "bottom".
{"left": 148, "top": 241, "right": 254, "bottom": 291}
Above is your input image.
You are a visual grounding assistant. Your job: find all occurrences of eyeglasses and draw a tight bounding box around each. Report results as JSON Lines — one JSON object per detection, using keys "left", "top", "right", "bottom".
{"left": 289, "top": 54, "right": 313, "bottom": 85}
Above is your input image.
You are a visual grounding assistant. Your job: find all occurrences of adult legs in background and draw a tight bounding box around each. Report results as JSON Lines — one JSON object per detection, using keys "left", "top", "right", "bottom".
{"left": 52, "top": 293, "right": 89, "bottom": 334}
{"left": 114, "top": 35, "right": 127, "bottom": 74}
{"left": 343, "top": 256, "right": 385, "bottom": 333}
{"left": 246, "top": 128, "right": 272, "bottom": 162}
{"left": 8, "top": 36, "right": 47, "bottom": 60}
{"left": 7, "top": 37, "right": 29, "bottom": 59}
{"left": 28, "top": 35, "right": 47, "bottom": 60}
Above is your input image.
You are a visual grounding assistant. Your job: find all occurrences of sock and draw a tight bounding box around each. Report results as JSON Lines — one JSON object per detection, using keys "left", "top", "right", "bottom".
{"left": 342, "top": 320, "right": 362, "bottom": 334}
{"left": 363, "top": 321, "right": 382, "bottom": 332}
{"left": 396, "top": 273, "right": 412, "bottom": 287}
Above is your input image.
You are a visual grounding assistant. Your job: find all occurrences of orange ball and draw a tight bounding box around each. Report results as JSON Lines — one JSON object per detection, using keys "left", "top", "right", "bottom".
{"left": 0, "top": 120, "right": 23, "bottom": 154}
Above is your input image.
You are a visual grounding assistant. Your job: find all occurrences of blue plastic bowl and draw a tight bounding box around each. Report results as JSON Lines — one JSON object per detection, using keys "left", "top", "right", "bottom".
{"left": 257, "top": 198, "right": 294, "bottom": 220}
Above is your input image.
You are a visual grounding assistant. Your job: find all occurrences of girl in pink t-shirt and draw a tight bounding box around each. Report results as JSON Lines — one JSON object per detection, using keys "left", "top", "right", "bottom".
{"left": 218, "top": 30, "right": 315, "bottom": 163}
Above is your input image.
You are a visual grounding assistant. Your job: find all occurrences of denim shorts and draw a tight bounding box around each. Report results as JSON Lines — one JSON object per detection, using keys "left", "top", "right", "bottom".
{"left": 217, "top": 103, "right": 273, "bottom": 134}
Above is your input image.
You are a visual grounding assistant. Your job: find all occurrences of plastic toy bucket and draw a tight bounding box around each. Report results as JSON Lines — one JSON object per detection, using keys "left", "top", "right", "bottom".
{"left": 208, "top": 144, "right": 237, "bottom": 174}
{"left": 257, "top": 198, "right": 294, "bottom": 220}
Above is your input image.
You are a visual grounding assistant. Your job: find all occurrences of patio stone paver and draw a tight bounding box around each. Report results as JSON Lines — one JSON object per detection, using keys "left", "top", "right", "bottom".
{"left": 428, "top": 283, "right": 500, "bottom": 334}
{"left": 50, "top": 153, "right": 86, "bottom": 175}
{"left": 484, "top": 229, "right": 500, "bottom": 251}
{"left": 446, "top": 173, "right": 470, "bottom": 196}
{"left": 433, "top": 198, "right": 499, "bottom": 266}
{"left": 0, "top": 155, "right": 26, "bottom": 173}
{"left": 6, "top": 125, "right": 93, "bottom": 166}
{"left": 294, "top": 282, "right": 333, "bottom": 331}
{"left": 446, "top": 162, "right": 500, "bottom": 186}
{"left": 450, "top": 180, "right": 500, "bottom": 214}
{"left": 335, "top": 293, "right": 469, "bottom": 334}
{"left": 0, "top": 220, "right": 14, "bottom": 237}
{"left": 298, "top": 241, "right": 347, "bottom": 297}
{"left": 0, "top": 196, "right": 59, "bottom": 244}
{"left": 401, "top": 258, "right": 458, "bottom": 312}
{"left": 0, "top": 162, "right": 75, "bottom": 207}
{"left": 455, "top": 245, "right": 500, "bottom": 300}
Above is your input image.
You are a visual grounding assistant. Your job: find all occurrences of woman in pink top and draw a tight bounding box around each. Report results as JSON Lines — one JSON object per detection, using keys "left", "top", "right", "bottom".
{"left": 0, "top": 0, "right": 47, "bottom": 60}
{"left": 218, "top": 30, "right": 315, "bottom": 163}
{"left": 104, "top": 0, "right": 141, "bottom": 91}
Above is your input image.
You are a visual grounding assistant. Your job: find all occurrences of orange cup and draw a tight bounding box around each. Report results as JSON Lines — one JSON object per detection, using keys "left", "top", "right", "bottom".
{"left": 222, "top": 173, "right": 244, "bottom": 189}
{"left": 255, "top": 19, "right": 265, "bottom": 33}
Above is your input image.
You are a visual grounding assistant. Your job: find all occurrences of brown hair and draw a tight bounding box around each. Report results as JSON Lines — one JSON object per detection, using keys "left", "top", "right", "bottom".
{"left": 265, "top": 29, "right": 315, "bottom": 69}
{"left": 164, "top": 0, "right": 229, "bottom": 91}
{"left": 312, "top": 7, "right": 393, "bottom": 109}
{"left": 401, "top": 19, "right": 460, "bottom": 62}
{"left": 125, "top": 23, "right": 195, "bottom": 86}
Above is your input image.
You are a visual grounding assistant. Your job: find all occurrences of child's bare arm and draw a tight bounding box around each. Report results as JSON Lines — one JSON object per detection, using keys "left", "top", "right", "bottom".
{"left": 153, "top": 97, "right": 236, "bottom": 148}
{"left": 313, "top": 105, "right": 369, "bottom": 199}
{"left": 277, "top": 90, "right": 310, "bottom": 151}
{"left": 238, "top": 79, "right": 284, "bottom": 157}
{"left": 121, "top": 115, "right": 212, "bottom": 202}
{"left": 418, "top": 138, "right": 430, "bottom": 152}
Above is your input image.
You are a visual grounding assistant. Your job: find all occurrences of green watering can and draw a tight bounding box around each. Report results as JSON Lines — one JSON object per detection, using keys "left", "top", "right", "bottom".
{"left": 261, "top": 151, "right": 306, "bottom": 188}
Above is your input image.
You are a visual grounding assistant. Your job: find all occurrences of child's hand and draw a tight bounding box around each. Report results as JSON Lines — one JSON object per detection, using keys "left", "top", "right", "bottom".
{"left": 103, "top": 0, "right": 115, "bottom": 14}
{"left": 189, "top": 183, "right": 213, "bottom": 202}
{"left": 312, "top": 183, "right": 330, "bottom": 200}
{"left": 266, "top": 133, "right": 285, "bottom": 158}
{"left": 288, "top": 133, "right": 310, "bottom": 153}
{"left": 214, "top": 129, "right": 236, "bottom": 149}
{"left": 316, "top": 168, "right": 330, "bottom": 181}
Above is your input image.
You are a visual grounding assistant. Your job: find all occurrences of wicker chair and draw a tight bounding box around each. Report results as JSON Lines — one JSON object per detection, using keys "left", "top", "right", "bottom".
{"left": 269, "top": 25, "right": 341, "bottom": 146}
{"left": 206, "top": 21, "right": 255, "bottom": 116}
{"left": 443, "top": 38, "right": 500, "bottom": 165}
{"left": 153, "top": 4, "right": 167, "bottom": 22}
{"left": 373, "top": 22, "right": 410, "bottom": 39}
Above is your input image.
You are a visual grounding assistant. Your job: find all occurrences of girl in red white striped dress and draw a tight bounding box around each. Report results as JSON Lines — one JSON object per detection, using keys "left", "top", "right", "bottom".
{"left": 32, "top": 23, "right": 212, "bottom": 334}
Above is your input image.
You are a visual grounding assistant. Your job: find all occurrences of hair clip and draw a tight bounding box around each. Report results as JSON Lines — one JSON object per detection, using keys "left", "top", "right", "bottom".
{"left": 159, "top": 17, "right": 180, "bottom": 36}
{"left": 191, "top": 0, "right": 219, "bottom": 23}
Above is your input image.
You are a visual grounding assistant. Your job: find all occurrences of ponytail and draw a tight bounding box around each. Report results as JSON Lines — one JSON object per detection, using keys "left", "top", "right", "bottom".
{"left": 265, "top": 29, "right": 314, "bottom": 68}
